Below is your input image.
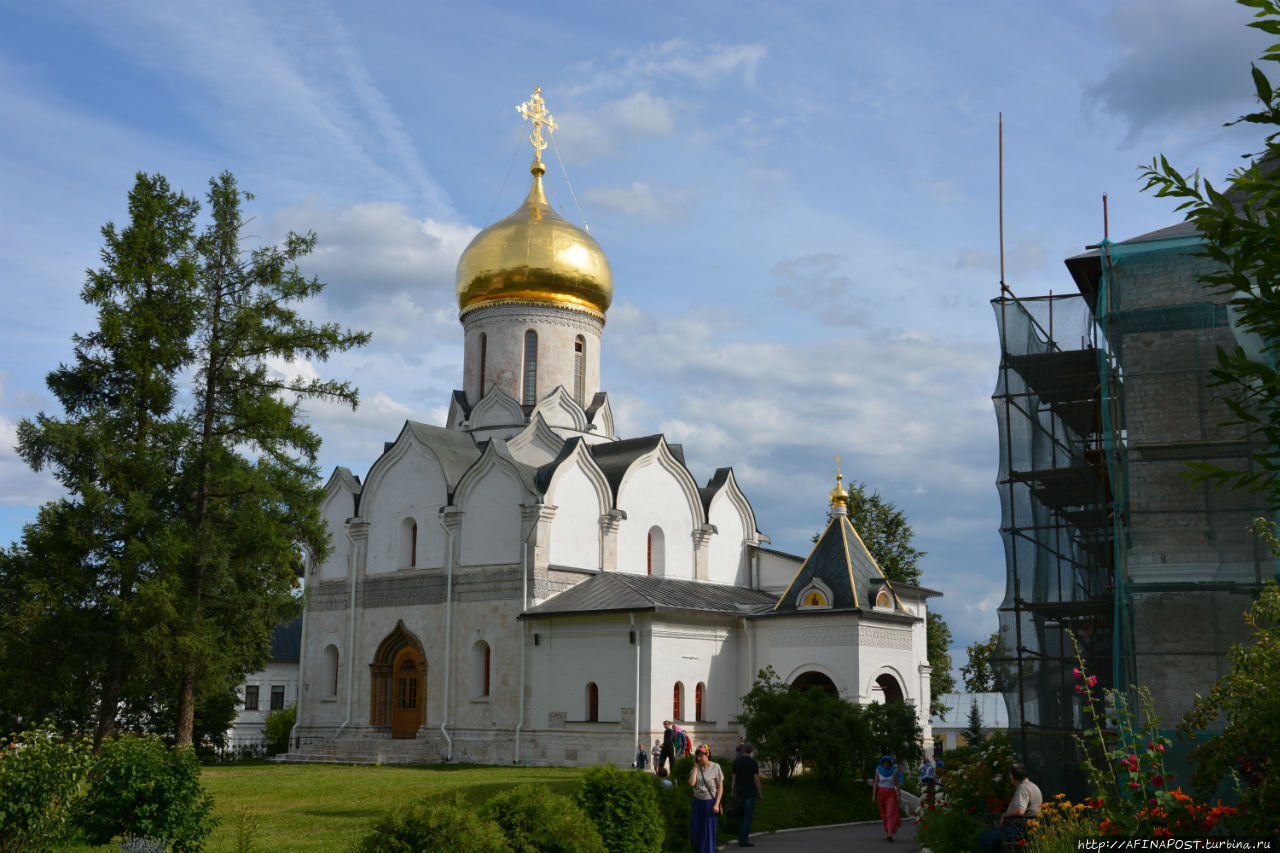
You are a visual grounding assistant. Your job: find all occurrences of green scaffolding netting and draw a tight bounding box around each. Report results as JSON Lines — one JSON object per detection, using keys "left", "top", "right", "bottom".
{"left": 990, "top": 232, "right": 1274, "bottom": 798}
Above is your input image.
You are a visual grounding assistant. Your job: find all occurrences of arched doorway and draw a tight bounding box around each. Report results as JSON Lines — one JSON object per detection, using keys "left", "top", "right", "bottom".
{"left": 875, "top": 674, "right": 904, "bottom": 704}
{"left": 791, "top": 671, "right": 838, "bottom": 697}
{"left": 370, "top": 621, "right": 426, "bottom": 738}
{"left": 392, "top": 646, "right": 423, "bottom": 738}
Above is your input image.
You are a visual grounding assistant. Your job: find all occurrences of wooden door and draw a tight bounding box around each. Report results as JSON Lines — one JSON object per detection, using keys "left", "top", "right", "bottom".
{"left": 392, "top": 646, "right": 422, "bottom": 738}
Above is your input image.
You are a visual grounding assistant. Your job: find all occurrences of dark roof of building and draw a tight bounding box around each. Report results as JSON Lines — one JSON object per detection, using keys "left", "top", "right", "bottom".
{"left": 773, "top": 514, "right": 915, "bottom": 615}
{"left": 405, "top": 421, "right": 483, "bottom": 490}
{"left": 587, "top": 434, "right": 684, "bottom": 499}
{"left": 520, "top": 572, "right": 777, "bottom": 620}
{"left": 269, "top": 617, "right": 303, "bottom": 661}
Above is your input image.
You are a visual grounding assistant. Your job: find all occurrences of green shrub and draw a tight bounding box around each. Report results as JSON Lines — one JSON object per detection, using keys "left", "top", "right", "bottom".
{"left": 916, "top": 806, "right": 985, "bottom": 853}
{"left": 573, "top": 765, "right": 662, "bottom": 853}
{"left": 75, "top": 733, "right": 215, "bottom": 852}
{"left": 262, "top": 704, "right": 295, "bottom": 756}
{"left": 649, "top": 774, "right": 690, "bottom": 852}
{"left": 351, "top": 795, "right": 510, "bottom": 853}
{"left": 0, "top": 722, "right": 93, "bottom": 853}
{"left": 482, "top": 783, "right": 606, "bottom": 853}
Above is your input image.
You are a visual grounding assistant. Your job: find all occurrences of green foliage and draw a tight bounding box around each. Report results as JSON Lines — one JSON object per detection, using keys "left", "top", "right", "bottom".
{"left": 736, "top": 667, "right": 921, "bottom": 785}
{"left": 962, "top": 631, "right": 1013, "bottom": 694}
{"left": 1140, "top": 0, "right": 1280, "bottom": 509}
{"left": 916, "top": 807, "right": 985, "bottom": 853}
{"left": 865, "top": 699, "right": 924, "bottom": 767}
{"left": 925, "top": 611, "right": 956, "bottom": 718}
{"left": 931, "top": 732, "right": 1018, "bottom": 817}
{"left": 75, "top": 733, "right": 215, "bottom": 852}
{"left": 572, "top": 765, "right": 663, "bottom": 853}
{"left": 351, "top": 795, "right": 510, "bottom": 853}
{"left": 482, "top": 783, "right": 607, "bottom": 853}
{"left": 0, "top": 721, "right": 93, "bottom": 853}
{"left": 1179, "top": 575, "right": 1280, "bottom": 835}
{"left": 1, "top": 170, "right": 368, "bottom": 747}
{"left": 263, "top": 704, "right": 296, "bottom": 756}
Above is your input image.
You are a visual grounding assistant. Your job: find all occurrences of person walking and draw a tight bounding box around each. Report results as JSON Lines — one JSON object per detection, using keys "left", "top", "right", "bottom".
{"left": 731, "top": 741, "right": 763, "bottom": 847}
{"left": 689, "top": 744, "right": 723, "bottom": 853}
{"left": 873, "top": 755, "right": 902, "bottom": 841}
{"left": 658, "top": 720, "right": 675, "bottom": 773}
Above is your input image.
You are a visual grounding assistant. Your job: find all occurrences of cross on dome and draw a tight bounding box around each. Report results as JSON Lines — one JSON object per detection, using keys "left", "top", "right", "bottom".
{"left": 517, "top": 86, "right": 557, "bottom": 162}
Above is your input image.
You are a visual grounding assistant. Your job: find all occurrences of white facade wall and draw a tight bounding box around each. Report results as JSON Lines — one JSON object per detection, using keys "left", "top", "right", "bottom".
{"left": 317, "top": 481, "right": 356, "bottom": 581}
{"left": 616, "top": 463, "right": 696, "bottom": 578}
{"left": 459, "top": 463, "right": 525, "bottom": 567}
{"left": 362, "top": 446, "right": 449, "bottom": 574}
{"left": 707, "top": 493, "right": 748, "bottom": 586}
{"left": 546, "top": 461, "right": 604, "bottom": 570}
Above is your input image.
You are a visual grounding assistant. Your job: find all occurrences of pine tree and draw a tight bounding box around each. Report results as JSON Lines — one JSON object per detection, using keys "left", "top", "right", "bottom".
{"left": 9, "top": 173, "right": 199, "bottom": 746}
{"left": 960, "top": 698, "right": 986, "bottom": 746}
{"left": 3, "top": 171, "right": 369, "bottom": 747}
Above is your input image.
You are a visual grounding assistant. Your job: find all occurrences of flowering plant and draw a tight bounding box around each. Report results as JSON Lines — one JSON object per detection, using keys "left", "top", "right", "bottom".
{"left": 1068, "top": 632, "right": 1237, "bottom": 837}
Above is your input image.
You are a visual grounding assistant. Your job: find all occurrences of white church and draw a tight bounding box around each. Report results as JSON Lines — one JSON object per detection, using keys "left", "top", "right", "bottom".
{"left": 287, "top": 89, "right": 938, "bottom": 766}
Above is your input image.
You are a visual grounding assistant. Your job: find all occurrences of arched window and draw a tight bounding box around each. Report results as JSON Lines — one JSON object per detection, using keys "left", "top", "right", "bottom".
{"left": 586, "top": 682, "right": 599, "bottom": 722}
{"left": 478, "top": 333, "right": 487, "bottom": 395}
{"left": 673, "top": 681, "right": 684, "bottom": 721}
{"left": 647, "top": 526, "right": 665, "bottom": 577}
{"left": 323, "top": 645, "right": 340, "bottom": 697}
{"left": 471, "top": 640, "right": 491, "bottom": 698}
{"left": 400, "top": 518, "right": 418, "bottom": 568}
{"left": 573, "top": 335, "right": 586, "bottom": 404}
{"left": 522, "top": 330, "right": 538, "bottom": 406}
{"left": 695, "top": 682, "right": 706, "bottom": 722}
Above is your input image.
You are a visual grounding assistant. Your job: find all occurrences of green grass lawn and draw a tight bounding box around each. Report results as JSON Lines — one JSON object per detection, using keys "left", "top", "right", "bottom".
{"left": 70, "top": 761, "right": 881, "bottom": 852}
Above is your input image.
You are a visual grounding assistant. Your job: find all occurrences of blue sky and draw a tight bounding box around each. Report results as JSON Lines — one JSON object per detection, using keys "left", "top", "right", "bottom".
{"left": 0, "top": 0, "right": 1271, "bottom": 675}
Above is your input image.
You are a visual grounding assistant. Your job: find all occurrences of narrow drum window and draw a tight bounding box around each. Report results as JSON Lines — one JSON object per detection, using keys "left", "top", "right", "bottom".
{"left": 695, "top": 682, "right": 705, "bottom": 722}
{"left": 586, "top": 682, "right": 599, "bottom": 722}
{"left": 673, "top": 682, "right": 684, "bottom": 721}
{"left": 410, "top": 523, "right": 417, "bottom": 568}
{"left": 478, "top": 333, "right": 487, "bottom": 395}
{"left": 522, "top": 330, "right": 538, "bottom": 406}
{"left": 573, "top": 336, "right": 585, "bottom": 404}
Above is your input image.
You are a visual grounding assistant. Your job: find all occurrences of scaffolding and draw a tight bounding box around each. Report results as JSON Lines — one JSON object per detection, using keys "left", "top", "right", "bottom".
{"left": 992, "top": 230, "right": 1275, "bottom": 798}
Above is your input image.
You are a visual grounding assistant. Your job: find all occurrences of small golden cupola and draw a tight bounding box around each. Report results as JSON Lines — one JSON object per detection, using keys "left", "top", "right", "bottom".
{"left": 455, "top": 87, "right": 613, "bottom": 319}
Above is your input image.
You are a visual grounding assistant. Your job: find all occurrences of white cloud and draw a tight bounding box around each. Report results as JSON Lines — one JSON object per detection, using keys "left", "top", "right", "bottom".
{"left": 71, "top": 0, "right": 452, "bottom": 213}
{"left": 262, "top": 198, "right": 476, "bottom": 310}
{"left": 769, "top": 253, "right": 875, "bottom": 326}
{"left": 1082, "top": 0, "right": 1271, "bottom": 146}
{"left": 566, "top": 38, "right": 767, "bottom": 95}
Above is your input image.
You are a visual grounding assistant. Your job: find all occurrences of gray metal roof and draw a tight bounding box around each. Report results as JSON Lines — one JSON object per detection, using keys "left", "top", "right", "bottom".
{"left": 520, "top": 571, "right": 777, "bottom": 620}
{"left": 268, "top": 617, "right": 303, "bottom": 661}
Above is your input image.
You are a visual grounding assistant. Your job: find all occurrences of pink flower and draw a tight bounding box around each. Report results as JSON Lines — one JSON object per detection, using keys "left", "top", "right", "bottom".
{"left": 1087, "top": 675, "right": 1097, "bottom": 687}
{"left": 1151, "top": 776, "right": 1164, "bottom": 788}
{"left": 1075, "top": 685, "right": 1083, "bottom": 693}
{"left": 1129, "top": 781, "right": 1140, "bottom": 788}
{"left": 1073, "top": 667, "right": 1081, "bottom": 678}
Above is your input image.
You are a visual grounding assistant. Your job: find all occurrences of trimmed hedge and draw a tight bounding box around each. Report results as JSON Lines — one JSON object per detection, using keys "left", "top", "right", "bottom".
{"left": 483, "top": 784, "right": 607, "bottom": 853}
{"left": 573, "top": 765, "right": 663, "bottom": 853}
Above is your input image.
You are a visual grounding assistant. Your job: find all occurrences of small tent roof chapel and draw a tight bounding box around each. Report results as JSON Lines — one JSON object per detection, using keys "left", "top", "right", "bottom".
{"left": 289, "top": 88, "right": 939, "bottom": 765}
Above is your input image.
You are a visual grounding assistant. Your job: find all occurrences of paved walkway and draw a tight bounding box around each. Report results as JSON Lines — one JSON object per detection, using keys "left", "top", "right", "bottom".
{"left": 725, "top": 817, "right": 918, "bottom": 852}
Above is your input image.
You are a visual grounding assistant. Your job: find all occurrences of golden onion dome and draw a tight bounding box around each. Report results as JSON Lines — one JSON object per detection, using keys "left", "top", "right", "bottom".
{"left": 456, "top": 160, "right": 613, "bottom": 317}
{"left": 829, "top": 459, "right": 849, "bottom": 510}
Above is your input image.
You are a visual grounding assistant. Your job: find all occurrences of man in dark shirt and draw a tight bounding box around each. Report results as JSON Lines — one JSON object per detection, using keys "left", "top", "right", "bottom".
{"left": 731, "top": 742, "right": 763, "bottom": 847}
{"left": 659, "top": 720, "right": 675, "bottom": 774}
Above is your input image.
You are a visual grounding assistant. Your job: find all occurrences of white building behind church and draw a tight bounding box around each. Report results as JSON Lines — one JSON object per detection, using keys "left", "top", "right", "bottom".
{"left": 286, "top": 89, "right": 938, "bottom": 766}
